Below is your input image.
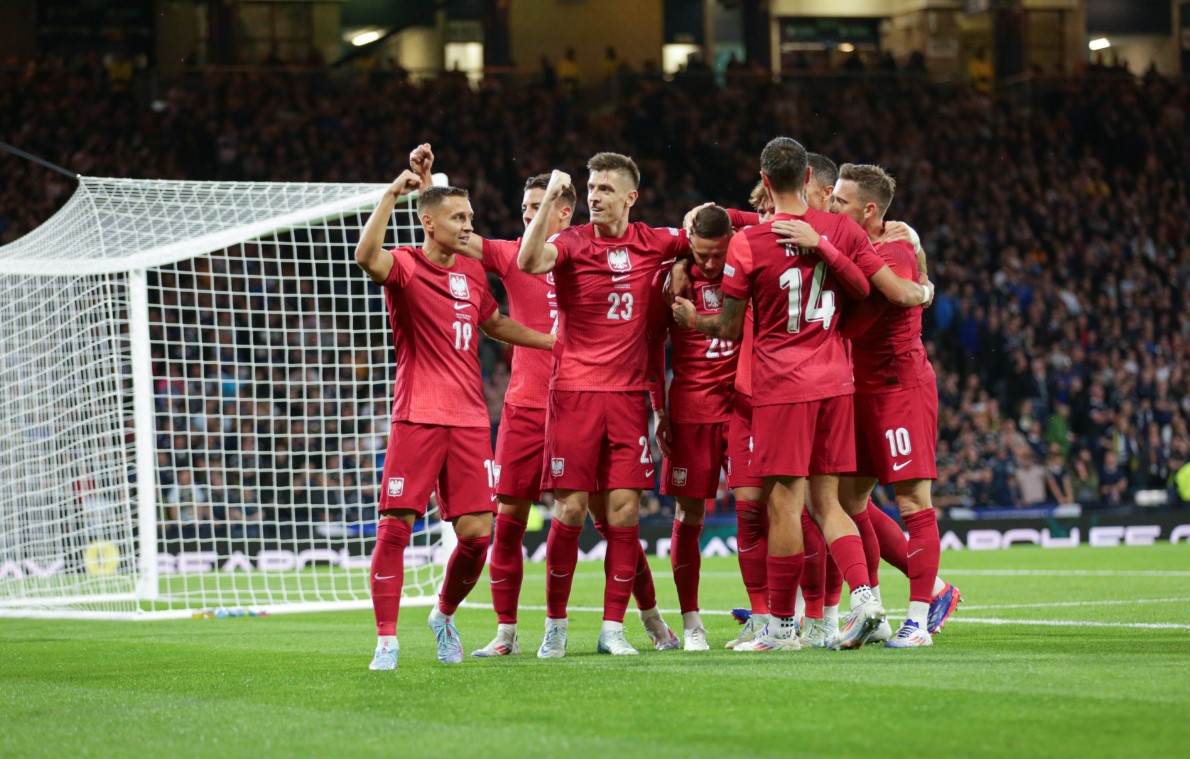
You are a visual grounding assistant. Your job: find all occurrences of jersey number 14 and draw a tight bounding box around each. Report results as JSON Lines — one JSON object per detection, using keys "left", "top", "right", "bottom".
{"left": 779, "top": 261, "right": 835, "bottom": 333}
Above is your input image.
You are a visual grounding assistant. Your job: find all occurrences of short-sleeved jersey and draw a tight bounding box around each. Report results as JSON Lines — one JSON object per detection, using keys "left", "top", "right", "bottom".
{"left": 548, "top": 221, "right": 687, "bottom": 392}
{"left": 382, "top": 247, "right": 499, "bottom": 427}
{"left": 734, "top": 308, "right": 754, "bottom": 397}
{"left": 851, "top": 239, "right": 936, "bottom": 394}
{"left": 721, "top": 209, "right": 883, "bottom": 406}
{"left": 483, "top": 237, "right": 556, "bottom": 410}
{"left": 665, "top": 265, "right": 739, "bottom": 423}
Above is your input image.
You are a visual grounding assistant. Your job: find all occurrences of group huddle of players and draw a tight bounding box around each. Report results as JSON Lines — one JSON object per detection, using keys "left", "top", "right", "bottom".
{"left": 353, "top": 136, "right": 962, "bottom": 670}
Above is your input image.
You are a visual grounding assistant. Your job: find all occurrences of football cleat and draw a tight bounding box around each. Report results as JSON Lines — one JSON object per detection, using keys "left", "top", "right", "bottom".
{"left": 799, "top": 617, "right": 838, "bottom": 649}
{"left": 537, "top": 623, "right": 568, "bottom": 659}
{"left": 644, "top": 618, "right": 681, "bottom": 651}
{"left": 471, "top": 631, "right": 520, "bottom": 658}
{"left": 596, "top": 629, "right": 640, "bottom": 656}
{"left": 885, "top": 619, "right": 933, "bottom": 648}
{"left": 829, "top": 586, "right": 885, "bottom": 650}
{"left": 428, "top": 612, "right": 464, "bottom": 664}
{"left": 369, "top": 643, "right": 399, "bottom": 670}
{"left": 730, "top": 607, "right": 753, "bottom": 624}
{"left": 867, "top": 617, "right": 893, "bottom": 644}
{"left": 727, "top": 613, "right": 768, "bottom": 649}
{"left": 683, "top": 627, "right": 710, "bottom": 651}
{"left": 745, "top": 626, "right": 802, "bottom": 652}
{"left": 928, "top": 583, "right": 962, "bottom": 634}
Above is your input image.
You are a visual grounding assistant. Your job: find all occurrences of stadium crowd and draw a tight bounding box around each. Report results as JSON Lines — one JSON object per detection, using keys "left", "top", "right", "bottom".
{"left": 3, "top": 55, "right": 1188, "bottom": 535}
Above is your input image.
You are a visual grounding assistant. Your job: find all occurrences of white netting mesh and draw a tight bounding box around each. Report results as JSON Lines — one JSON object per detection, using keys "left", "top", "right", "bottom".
{"left": 0, "top": 177, "right": 447, "bottom": 618}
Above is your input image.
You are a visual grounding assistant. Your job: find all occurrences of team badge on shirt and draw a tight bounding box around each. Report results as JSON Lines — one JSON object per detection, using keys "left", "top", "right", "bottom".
{"left": 607, "top": 248, "right": 631, "bottom": 273}
{"left": 700, "top": 285, "right": 723, "bottom": 312}
{"left": 448, "top": 272, "right": 470, "bottom": 300}
{"left": 550, "top": 458, "right": 565, "bottom": 477}
{"left": 671, "top": 468, "right": 688, "bottom": 487}
{"left": 387, "top": 477, "right": 405, "bottom": 498}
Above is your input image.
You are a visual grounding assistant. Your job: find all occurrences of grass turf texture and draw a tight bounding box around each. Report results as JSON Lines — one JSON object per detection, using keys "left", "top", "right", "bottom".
{"left": 2, "top": 543, "right": 1188, "bottom": 758}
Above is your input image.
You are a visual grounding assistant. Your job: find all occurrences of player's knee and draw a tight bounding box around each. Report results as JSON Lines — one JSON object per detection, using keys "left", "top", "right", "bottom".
{"left": 893, "top": 481, "right": 931, "bottom": 515}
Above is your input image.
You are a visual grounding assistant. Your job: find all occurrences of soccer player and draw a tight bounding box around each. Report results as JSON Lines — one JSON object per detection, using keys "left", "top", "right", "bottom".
{"left": 517, "top": 155, "right": 689, "bottom": 657}
{"left": 674, "top": 137, "right": 932, "bottom": 652}
{"left": 354, "top": 170, "right": 556, "bottom": 670}
{"left": 650, "top": 205, "right": 737, "bottom": 651}
{"left": 828, "top": 163, "right": 955, "bottom": 646}
{"left": 405, "top": 145, "right": 675, "bottom": 658}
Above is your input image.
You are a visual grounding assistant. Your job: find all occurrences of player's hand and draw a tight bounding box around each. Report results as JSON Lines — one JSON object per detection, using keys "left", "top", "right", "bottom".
{"left": 409, "top": 143, "right": 434, "bottom": 187}
{"left": 666, "top": 259, "right": 692, "bottom": 304}
{"left": 880, "top": 220, "right": 912, "bottom": 244}
{"left": 682, "top": 201, "right": 715, "bottom": 233}
{"left": 654, "top": 412, "right": 672, "bottom": 458}
{"left": 672, "top": 296, "right": 697, "bottom": 328}
{"left": 387, "top": 170, "right": 422, "bottom": 200}
{"left": 920, "top": 274, "right": 935, "bottom": 308}
{"left": 772, "top": 219, "right": 820, "bottom": 249}
{"left": 545, "top": 170, "right": 572, "bottom": 202}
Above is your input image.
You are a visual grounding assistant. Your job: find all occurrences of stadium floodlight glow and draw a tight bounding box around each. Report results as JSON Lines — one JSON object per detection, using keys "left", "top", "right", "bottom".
{"left": 839, "top": 43, "right": 856, "bottom": 53}
{"left": 1088, "top": 38, "right": 1111, "bottom": 51}
{"left": 352, "top": 30, "right": 383, "bottom": 47}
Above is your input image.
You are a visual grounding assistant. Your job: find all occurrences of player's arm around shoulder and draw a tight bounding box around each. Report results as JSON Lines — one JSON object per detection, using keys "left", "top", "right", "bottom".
{"left": 517, "top": 170, "right": 569, "bottom": 274}
{"left": 480, "top": 310, "right": 558, "bottom": 352}
{"left": 355, "top": 170, "right": 422, "bottom": 284}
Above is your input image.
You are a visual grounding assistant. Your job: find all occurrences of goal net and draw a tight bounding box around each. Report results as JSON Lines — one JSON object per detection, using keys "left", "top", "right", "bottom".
{"left": 0, "top": 176, "right": 452, "bottom": 619}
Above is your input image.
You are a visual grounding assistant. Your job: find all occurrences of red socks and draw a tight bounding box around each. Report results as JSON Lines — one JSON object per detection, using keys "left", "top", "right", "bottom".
{"left": 851, "top": 507, "right": 882, "bottom": 590}
{"left": 439, "top": 534, "right": 491, "bottom": 615}
{"left": 825, "top": 554, "right": 843, "bottom": 608}
{"left": 671, "top": 520, "right": 703, "bottom": 614}
{"left": 868, "top": 499, "right": 910, "bottom": 575}
{"left": 603, "top": 525, "right": 640, "bottom": 623}
{"left": 595, "top": 519, "right": 657, "bottom": 611}
{"left": 735, "top": 500, "right": 769, "bottom": 614}
{"left": 370, "top": 518, "right": 411, "bottom": 636}
{"left": 766, "top": 553, "right": 805, "bottom": 618}
{"left": 489, "top": 513, "right": 527, "bottom": 625}
{"left": 799, "top": 510, "right": 826, "bottom": 618}
{"left": 545, "top": 521, "right": 582, "bottom": 619}
{"left": 828, "top": 533, "right": 871, "bottom": 592}
{"left": 904, "top": 509, "right": 941, "bottom": 603}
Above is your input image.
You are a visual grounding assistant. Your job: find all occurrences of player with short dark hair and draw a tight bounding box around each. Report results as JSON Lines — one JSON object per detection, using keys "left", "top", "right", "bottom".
{"left": 354, "top": 169, "right": 555, "bottom": 670}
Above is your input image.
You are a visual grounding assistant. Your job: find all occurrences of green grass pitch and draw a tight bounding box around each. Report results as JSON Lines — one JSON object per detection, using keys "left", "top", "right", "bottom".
{"left": 3, "top": 543, "right": 1189, "bottom": 758}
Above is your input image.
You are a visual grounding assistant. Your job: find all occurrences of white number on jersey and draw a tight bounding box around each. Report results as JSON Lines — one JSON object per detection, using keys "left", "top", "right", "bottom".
{"left": 453, "top": 320, "right": 474, "bottom": 350}
{"left": 607, "top": 292, "right": 634, "bottom": 320}
{"left": 885, "top": 427, "right": 912, "bottom": 457}
{"left": 778, "top": 261, "right": 836, "bottom": 334}
{"left": 705, "top": 337, "right": 736, "bottom": 359}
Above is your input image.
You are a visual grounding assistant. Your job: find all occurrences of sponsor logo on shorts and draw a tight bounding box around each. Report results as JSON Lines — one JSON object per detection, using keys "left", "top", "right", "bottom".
{"left": 892, "top": 460, "right": 913, "bottom": 472}
{"left": 607, "top": 248, "right": 631, "bottom": 273}
{"left": 672, "top": 467, "right": 688, "bottom": 487}
{"left": 700, "top": 285, "right": 723, "bottom": 312}
{"left": 551, "top": 458, "right": 565, "bottom": 477}
{"left": 448, "top": 272, "right": 470, "bottom": 300}
{"left": 387, "top": 477, "right": 405, "bottom": 498}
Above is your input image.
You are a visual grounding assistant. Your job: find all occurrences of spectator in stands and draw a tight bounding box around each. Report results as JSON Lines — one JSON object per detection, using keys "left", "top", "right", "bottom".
{"left": 164, "top": 468, "right": 212, "bottom": 539}
{"left": 1015, "top": 448, "right": 1048, "bottom": 506}
{"left": 1045, "top": 444, "right": 1075, "bottom": 505}
{"left": 1099, "top": 450, "right": 1130, "bottom": 506}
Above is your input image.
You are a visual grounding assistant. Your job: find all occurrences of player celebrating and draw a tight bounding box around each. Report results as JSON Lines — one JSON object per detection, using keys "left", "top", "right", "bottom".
{"left": 404, "top": 146, "right": 675, "bottom": 658}
{"left": 675, "top": 137, "right": 932, "bottom": 652}
{"left": 828, "top": 163, "right": 952, "bottom": 647}
{"left": 355, "top": 170, "right": 556, "bottom": 670}
{"left": 651, "top": 205, "right": 737, "bottom": 651}
{"left": 518, "top": 155, "right": 689, "bottom": 657}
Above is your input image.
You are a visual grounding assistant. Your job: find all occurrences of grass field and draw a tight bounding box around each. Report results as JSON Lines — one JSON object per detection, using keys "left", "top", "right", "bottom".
{"left": 3, "top": 543, "right": 1189, "bottom": 758}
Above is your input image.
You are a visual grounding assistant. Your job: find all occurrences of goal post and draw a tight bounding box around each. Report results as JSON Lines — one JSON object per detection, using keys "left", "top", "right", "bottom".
{"left": 0, "top": 175, "right": 452, "bottom": 619}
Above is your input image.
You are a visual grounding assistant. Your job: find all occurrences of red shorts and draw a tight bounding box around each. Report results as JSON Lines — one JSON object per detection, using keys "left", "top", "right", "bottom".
{"left": 662, "top": 421, "right": 727, "bottom": 499}
{"left": 752, "top": 395, "right": 856, "bottom": 478}
{"left": 494, "top": 402, "right": 547, "bottom": 501}
{"left": 726, "top": 392, "right": 764, "bottom": 489}
{"left": 378, "top": 421, "right": 496, "bottom": 519}
{"left": 854, "top": 384, "right": 938, "bottom": 483}
{"left": 542, "top": 390, "right": 652, "bottom": 492}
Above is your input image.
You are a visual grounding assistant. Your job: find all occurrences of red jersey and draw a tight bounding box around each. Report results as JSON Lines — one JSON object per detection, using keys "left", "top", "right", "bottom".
{"left": 482, "top": 237, "right": 556, "bottom": 410}
{"left": 382, "top": 247, "right": 499, "bottom": 427}
{"left": 720, "top": 209, "right": 883, "bottom": 406}
{"left": 735, "top": 308, "right": 754, "bottom": 397}
{"left": 548, "top": 221, "right": 687, "bottom": 392}
{"left": 850, "top": 239, "right": 936, "bottom": 395}
{"left": 662, "top": 265, "right": 738, "bottom": 423}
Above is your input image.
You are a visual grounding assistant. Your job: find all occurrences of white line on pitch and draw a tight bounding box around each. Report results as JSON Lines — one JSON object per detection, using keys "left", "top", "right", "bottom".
{"left": 512, "top": 605, "right": 1190, "bottom": 631}
{"left": 958, "top": 597, "right": 1190, "bottom": 611}
{"left": 522, "top": 569, "right": 1190, "bottom": 580}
